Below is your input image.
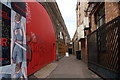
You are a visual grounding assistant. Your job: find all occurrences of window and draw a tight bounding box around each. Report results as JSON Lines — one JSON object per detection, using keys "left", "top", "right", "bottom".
{"left": 94, "top": 3, "right": 105, "bottom": 28}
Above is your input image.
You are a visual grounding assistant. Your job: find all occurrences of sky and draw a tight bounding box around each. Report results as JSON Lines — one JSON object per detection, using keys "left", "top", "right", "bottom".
{"left": 56, "top": 0, "right": 77, "bottom": 39}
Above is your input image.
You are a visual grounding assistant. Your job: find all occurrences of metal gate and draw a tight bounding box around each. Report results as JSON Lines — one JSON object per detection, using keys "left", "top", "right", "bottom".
{"left": 87, "top": 16, "right": 120, "bottom": 79}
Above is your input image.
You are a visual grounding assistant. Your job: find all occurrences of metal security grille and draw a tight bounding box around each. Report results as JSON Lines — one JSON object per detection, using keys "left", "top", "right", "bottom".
{"left": 87, "top": 16, "right": 120, "bottom": 79}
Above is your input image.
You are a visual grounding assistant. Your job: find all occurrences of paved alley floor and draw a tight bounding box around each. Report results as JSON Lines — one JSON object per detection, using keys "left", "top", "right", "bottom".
{"left": 47, "top": 55, "right": 101, "bottom": 79}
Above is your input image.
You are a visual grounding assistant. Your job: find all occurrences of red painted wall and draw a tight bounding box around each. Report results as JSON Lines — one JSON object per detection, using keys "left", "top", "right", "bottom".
{"left": 26, "top": 1, "right": 56, "bottom": 75}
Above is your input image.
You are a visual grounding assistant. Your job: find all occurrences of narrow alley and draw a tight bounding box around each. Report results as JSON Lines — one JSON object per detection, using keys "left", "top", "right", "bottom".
{"left": 0, "top": 0, "right": 119, "bottom": 80}
{"left": 47, "top": 55, "right": 100, "bottom": 78}
{"left": 30, "top": 55, "right": 101, "bottom": 79}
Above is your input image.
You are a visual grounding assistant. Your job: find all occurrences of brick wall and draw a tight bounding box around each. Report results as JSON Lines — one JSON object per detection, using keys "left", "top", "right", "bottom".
{"left": 73, "top": 40, "right": 79, "bottom": 55}
{"left": 86, "top": 2, "right": 120, "bottom": 64}
{"left": 105, "top": 2, "right": 120, "bottom": 23}
{"left": 90, "top": 2, "right": 120, "bottom": 32}
{"left": 81, "top": 38, "right": 88, "bottom": 63}
{"left": 90, "top": 14, "right": 96, "bottom": 32}
{"left": 58, "top": 41, "right": 67, "bottom": 57}
{"left": 84, "top": 38, "right": 88, "bottom": 63}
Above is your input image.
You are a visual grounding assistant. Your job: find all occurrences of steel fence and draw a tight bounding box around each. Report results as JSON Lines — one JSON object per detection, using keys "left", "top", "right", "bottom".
{"left": 87, "top": 16, "right": 120, "bottom": 79}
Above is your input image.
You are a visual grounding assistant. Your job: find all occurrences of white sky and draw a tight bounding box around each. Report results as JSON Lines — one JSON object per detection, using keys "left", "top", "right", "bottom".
{"left": 56, "top": 0, "right": 77, "bottom": 39}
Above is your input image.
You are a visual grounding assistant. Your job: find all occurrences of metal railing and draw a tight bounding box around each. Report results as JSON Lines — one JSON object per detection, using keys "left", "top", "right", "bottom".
{"left": 87, "top": 16, "right": 120, "bottom": 79}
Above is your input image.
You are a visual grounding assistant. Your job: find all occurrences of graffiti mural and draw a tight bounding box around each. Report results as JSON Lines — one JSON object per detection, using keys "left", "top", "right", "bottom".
{"left": 0, "top": 2, "right": 27, "bottom": 79}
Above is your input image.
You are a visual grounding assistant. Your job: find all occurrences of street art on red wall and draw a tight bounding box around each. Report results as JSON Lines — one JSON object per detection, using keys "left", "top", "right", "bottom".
{"left": 0, "top": 0, "right": 56, "bottom": 79}
{"left": 26, "top": 1, "right": 56, "bottom": 75}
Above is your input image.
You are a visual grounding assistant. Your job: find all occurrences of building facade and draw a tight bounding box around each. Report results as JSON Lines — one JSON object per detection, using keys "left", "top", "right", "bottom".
{"left": 73, "top": 0, "right": 89, "bottom": 63}
{"left": 74, "top": 1, "right": 120, "bottom": 79}
{"left": 86, "top": 2, "right": 120, "bottom": 79}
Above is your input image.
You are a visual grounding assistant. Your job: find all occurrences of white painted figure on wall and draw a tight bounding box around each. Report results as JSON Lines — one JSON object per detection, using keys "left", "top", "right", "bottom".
{"left": 11, "top": 12, "right": 27, "bottom": 79}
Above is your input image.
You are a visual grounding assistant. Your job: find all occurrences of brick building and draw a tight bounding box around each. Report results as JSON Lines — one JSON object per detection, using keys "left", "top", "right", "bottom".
{"left": 74, "top": 1, "right": 120, "bottom": 78}
{"left": 86, "top": 2, "right": 120, "bottom": 79}
{"left": 87, "top": 2, "right": 120, "bottom": 31}
{"left": 74, "top": 1, "right": 120, "bottom": 59}
{"left": 73, "top": 0, "right": 89, "bottom": 63}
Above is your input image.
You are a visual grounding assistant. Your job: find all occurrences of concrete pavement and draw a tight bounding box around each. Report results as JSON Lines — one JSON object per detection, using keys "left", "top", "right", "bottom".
{"left": 29, "top": 55, "right": 102, "bottom": 79}
{"left": 47, "top": 55, "right": 101, "bottom": 78}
